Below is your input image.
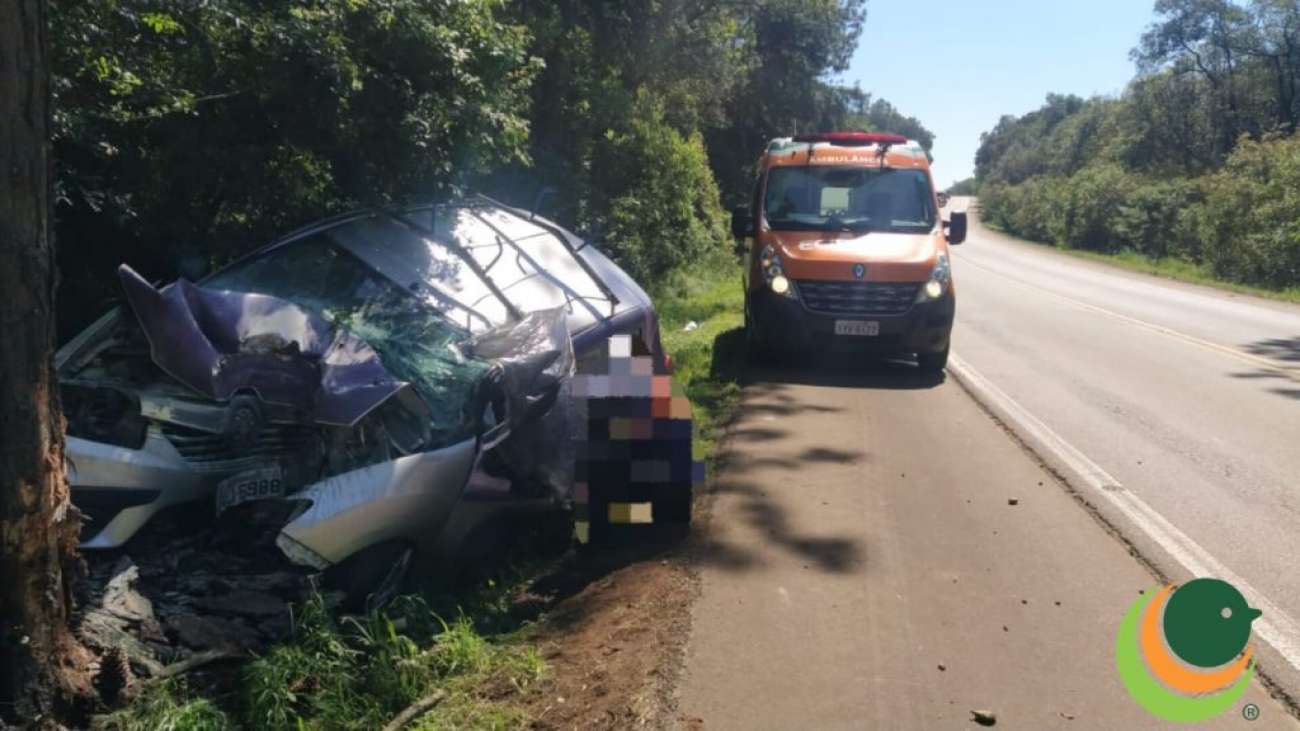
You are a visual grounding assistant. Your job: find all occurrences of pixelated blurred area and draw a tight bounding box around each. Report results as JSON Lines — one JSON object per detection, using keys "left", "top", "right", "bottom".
{"left": 572, "top": 334, "right": 703, "bottom": 545}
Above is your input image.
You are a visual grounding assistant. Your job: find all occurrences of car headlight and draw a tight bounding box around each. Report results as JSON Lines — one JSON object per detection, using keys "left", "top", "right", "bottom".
{"left": 916, "top": 251, "right": 951, "bottom": 303}
{"left": 758, "top": 246, "right": 797, "bottom": 299}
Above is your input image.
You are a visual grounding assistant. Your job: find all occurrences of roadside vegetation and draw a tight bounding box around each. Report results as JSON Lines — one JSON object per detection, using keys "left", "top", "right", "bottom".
{"left": 102, "top": 591, "right": 554, "bottom": 730}
{"left": 975, "top": 0, "right": 1300, "bottom": 297}
{"left": 945, "top": 178, "right": 978, "bottom": 196}
{"left": 653, "top": 258, "right": 747, "bottom": 465}
{"left": 49, "top": 0, "right": 935, "bottom": 340}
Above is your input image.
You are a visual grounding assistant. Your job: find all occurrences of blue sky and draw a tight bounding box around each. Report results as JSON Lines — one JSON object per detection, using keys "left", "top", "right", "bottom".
{"left": 844, "top": 0, "right": 1158, "bottom": 188}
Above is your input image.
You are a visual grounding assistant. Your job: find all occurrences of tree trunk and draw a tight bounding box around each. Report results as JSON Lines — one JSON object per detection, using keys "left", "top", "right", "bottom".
{"left": 0, "top": 0, "right": 91, "bottom": 724}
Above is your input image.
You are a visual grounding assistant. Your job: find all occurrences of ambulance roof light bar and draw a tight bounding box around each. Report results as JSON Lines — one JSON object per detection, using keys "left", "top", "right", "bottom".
{"left": 791, "top": 131, "right": 909, "bottom": 147}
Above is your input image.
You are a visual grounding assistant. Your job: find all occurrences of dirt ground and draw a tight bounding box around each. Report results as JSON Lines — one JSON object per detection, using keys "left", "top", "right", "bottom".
{"left": 516, "top": 453, "right": 733, "bottom": 730}
{"left": 517, "top": 544, "right": 697, "bottom": 731}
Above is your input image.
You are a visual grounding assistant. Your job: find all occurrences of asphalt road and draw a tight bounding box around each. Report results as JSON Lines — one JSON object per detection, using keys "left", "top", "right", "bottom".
{"left": 950, "top": 201, "right": 1300, "bottom": 693}
{"left": 675, "top": 201, "right": 1300, "bottom": 729}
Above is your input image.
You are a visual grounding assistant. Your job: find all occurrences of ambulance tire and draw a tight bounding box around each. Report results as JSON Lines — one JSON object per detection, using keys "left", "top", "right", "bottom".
{"left": 917, "top": 347, "right": 949, "bottom": 374}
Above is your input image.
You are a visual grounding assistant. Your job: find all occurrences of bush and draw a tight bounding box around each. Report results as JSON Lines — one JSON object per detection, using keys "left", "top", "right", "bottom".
{"left": 978, "top": 176, "right": 1062, "bottom": 243}
{"left": 946, "top": 177, "right": 978, "bottom": 196}
{"left": 1056, "top": 163, "right": 1137, "bottom": 252}
{"left": 1198, "top": 135, "right": 1300, "bottom": 288}
{"left": 237, "top": 596, "right": 544, "bottom": 730}
{"left": 588, "top": 91, "right": 729, "bottom": 285}
{"left": 101, "top": 681, "right": 232, "bottom": 731}
{"left": 1111, "top": 177, "right": 1201, "bottom": 260}
{"left": 976, "top": 133, "right": 1300, "bottom": 292}
{"left": 51, "top": 0, "right": 541, "bottom": 339}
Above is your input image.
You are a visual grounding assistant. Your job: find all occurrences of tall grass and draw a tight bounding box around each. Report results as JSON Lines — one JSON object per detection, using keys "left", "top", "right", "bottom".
{"left": 100, "top": 596, "right": 545, "bottom": 731}
{"left": 652, "top": 255, "right": 746, "bottom": 464}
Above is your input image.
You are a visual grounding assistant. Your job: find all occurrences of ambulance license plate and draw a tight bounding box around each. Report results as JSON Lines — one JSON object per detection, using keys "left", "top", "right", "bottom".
{"left": 834, "top": 320, "right": 879, "bottom": 337}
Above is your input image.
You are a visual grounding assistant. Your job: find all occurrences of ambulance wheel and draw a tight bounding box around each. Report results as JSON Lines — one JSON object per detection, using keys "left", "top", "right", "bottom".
{"left": 917, "top": 348, "right": 949, "bottom": 373}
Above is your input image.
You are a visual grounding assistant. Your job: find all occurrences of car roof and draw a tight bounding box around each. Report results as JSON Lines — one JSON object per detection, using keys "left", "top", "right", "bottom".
{"left": 225, "top": 197, "right": 653, "bottom": 340}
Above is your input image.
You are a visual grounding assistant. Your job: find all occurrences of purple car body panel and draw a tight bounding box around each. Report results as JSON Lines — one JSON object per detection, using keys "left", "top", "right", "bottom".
{"left": 117, "top": 264, "right": 411, "bottom": 427}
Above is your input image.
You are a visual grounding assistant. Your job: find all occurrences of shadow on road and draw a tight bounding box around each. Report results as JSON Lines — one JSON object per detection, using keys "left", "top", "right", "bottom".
{"left": 1242, "top": 335, "right": 1300, "bottom": 363}
{"left": 1233, "top": 336, "right": 1300, "bottom": 400}
{"left": 752, "top": 353, "right": 946, "bottom": 391}
{"left": 692, "top": 480, "right": 866, "bottom": 575}
{"left": 682, "top": 344, "right": 897, "bottom": 577}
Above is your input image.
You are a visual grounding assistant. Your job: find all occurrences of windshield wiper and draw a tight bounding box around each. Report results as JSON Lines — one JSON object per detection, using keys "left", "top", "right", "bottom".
{"left": 826, "top": 216, "right": 873, "bottom": 233}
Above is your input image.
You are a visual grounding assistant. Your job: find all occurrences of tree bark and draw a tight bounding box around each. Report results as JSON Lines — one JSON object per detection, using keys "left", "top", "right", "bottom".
{"left": 0, "top": 0, "right": 91, "bottom": 725}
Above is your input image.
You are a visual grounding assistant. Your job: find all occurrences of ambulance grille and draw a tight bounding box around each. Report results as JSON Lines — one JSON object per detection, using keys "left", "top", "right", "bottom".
{"left": 795, "top": 281, "right": 919, "bottom": 317}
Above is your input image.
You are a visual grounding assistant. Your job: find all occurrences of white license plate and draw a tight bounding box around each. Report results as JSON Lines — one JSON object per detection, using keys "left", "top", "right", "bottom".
{"left": 215, "top": 465, "right": 285, "bottom": 515}
{"left": 834, "top": 320, "right": 880, "bottom": 337}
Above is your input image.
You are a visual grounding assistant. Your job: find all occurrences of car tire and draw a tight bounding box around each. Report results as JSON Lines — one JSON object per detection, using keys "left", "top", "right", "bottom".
{"left": 917, "top": 348, "right": 949, "bottom": 373}
{"left": 745, "top": 303, "right": 784, "bottom": 365}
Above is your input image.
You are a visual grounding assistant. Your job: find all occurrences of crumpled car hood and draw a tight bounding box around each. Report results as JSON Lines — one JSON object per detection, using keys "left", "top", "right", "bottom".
{"left": 117, "top": 263, "right": 415, "bottom": 427}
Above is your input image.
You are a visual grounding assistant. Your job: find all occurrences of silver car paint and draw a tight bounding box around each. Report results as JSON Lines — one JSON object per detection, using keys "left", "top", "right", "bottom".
{"left": 70, "top": 429, "right": 209, "bottom": 549}
{"left": 276, "top": 437, "right": 478, "bottom": 567}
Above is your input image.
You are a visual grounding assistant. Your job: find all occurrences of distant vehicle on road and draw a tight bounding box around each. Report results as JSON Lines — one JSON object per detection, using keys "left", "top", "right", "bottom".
{"left": 730, "top": 132, "right": 966, "bottom": 371}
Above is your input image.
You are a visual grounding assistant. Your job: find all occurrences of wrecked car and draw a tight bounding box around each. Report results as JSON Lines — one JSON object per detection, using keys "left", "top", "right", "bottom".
{"left": 58, "top": 196, "right": 669, "bottom": 600}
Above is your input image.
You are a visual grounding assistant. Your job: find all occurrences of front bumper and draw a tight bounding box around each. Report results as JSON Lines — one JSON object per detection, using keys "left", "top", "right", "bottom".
{"left": 69, "top": 431, "right": 211, "bottom": 548}
{"left": 749, "top": 285, "right": 955, "bottom": 355}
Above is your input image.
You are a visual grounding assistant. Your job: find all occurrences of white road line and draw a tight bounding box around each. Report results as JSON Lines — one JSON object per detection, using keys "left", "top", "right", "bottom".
{"left": 954, "top": 251, "right": 1300, "bottom": 383}
{"left": 947, "top": 353, "right": 1300, "bottom": 675}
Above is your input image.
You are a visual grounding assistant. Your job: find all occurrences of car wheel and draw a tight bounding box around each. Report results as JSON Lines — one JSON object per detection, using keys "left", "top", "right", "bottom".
{"left": 917, "top": 348, "right": 949, "bottom": 373}
{"left": 745, "top": 302, "right": 780, "bottom": 364}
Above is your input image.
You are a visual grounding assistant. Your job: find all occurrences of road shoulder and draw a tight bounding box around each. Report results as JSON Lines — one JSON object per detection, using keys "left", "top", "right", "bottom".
{"left": 675, "top": 362, "right": 1293, "bottom": 729}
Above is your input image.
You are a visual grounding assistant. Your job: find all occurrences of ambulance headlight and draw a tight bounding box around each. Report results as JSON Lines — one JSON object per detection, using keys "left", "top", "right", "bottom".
{"left": 915, "top": 252, "right": 951, "bottom": 302}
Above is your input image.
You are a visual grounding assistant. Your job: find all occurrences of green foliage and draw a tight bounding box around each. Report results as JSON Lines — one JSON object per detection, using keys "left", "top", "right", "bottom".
{"left": 1199, "top": 134, "right": 1300, "bottom": 286}
{"left": 946, "top": 178, "right": 978, "bottom": 196}
{"left": 51, "top": 0, "right": 931, "bottom": 341}
{"left": 975, "top": 0, "right": 1300, "bottom": 292}
{"left": 51, "top": 0, "right": 540, "bottom": 338}
{"left": 653, "top": 257, "right": 746, "bottom": 463}
{"left": 979, "top": 176, "right": 1064, "bottom": 244}
{"left": 1056, "top": 163, "right": 1139, "bottom": 252}
{"left": 594, "top": 93, "right": 729, "bottom": 283}
{"left": 99, "top": 681, "right": 232, "bottom": 731}
{"left": 1111, "top": 177, "right": 1202, "bottom": 259}
{"left": 235, "top": 595, "right": 545, "bottom": 730}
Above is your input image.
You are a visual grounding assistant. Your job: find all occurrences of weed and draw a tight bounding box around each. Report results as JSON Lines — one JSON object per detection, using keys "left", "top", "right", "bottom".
{"left": 158, "top": 594, "right": 549, "bottom": 730}
{"left": 654, "top": 255, "right": 746, "bottom": 464}
{"left": 96, "top": 680, "right": 232, "bottom": 731}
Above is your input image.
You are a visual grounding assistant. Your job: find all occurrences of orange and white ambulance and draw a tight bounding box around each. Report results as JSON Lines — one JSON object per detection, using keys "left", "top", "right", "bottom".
{"left": 730, "top": 132, "right": 966, "bottom": 371}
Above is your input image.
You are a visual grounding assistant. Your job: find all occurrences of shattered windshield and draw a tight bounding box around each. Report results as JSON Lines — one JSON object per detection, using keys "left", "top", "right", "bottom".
{"left": 763, "top": 166, "right": 936, "bottom": 233}
{"left": 205, "top": 233, "right": 492, "bottom": 446}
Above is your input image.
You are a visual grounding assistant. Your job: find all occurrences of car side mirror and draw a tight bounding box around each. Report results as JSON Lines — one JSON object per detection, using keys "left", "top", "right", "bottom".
{"left": 730, "top": 205, "right": 754, "bottom": 239}
{"left": 945, "top": 211, "right": 967, "bottom": 245}
{"left": 937, "top": 192, "right": 951, "bottom": 208}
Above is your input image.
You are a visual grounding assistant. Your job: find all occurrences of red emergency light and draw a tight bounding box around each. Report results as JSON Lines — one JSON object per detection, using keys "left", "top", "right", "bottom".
{"left": 792, "top": 131, "right": 909, "bottom": 147}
